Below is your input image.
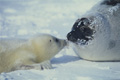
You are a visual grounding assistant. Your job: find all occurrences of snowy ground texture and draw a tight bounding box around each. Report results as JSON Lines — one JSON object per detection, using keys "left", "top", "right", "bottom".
{"left": 0, "top": 0, "right": 120, "bottom": 80}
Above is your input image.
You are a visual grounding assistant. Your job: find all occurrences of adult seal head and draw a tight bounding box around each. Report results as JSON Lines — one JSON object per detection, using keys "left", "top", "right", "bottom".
{"left": 67, "top": 0, "right": 120, "bottom": 61}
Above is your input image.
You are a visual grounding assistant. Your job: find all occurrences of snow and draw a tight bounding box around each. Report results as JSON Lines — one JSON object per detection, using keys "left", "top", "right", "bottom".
{"left": 0, "top": 0, "right": 120, "bottom": 80}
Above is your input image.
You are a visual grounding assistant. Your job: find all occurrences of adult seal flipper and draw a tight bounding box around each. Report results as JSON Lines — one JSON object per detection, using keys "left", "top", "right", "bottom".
{"left": 67, "top": 0, "right": 120, "bottom": 61}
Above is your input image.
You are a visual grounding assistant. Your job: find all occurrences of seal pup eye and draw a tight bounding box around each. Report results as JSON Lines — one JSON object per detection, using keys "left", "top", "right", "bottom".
{"left": 49, "top": 40, "right": 52, "bottom": 42}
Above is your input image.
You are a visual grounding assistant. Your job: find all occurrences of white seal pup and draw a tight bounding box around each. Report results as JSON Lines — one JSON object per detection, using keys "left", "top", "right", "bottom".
{"left": 67, "top": 0, "right": 120, "bottom": 61}
{"left": 0, "top": 34, "right": 66, "bottom": 73}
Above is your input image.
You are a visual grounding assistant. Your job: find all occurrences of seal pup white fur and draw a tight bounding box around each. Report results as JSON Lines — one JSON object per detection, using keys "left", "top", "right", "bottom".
{"left": 0, "top": 34, "right": 66, "bottom": 73}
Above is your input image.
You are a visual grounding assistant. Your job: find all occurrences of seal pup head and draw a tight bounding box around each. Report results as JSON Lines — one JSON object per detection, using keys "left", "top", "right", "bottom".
{"left": 30, "top": 34, "right": 67, "bottom": 61}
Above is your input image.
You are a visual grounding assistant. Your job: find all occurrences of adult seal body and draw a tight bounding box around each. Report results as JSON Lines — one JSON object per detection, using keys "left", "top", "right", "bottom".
{"left": 67, "top": 0, "right": 120, "bottom": 61}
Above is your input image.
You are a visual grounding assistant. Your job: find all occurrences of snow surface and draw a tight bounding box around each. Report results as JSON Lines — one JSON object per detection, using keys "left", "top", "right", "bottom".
{"left": 1, "top": 0, "right": 120, "bottom": 80}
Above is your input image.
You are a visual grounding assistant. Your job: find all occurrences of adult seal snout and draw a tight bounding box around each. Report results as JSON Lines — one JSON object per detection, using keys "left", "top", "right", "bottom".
{"left": 67, "top": 18, "right": 94, "bottom": 45}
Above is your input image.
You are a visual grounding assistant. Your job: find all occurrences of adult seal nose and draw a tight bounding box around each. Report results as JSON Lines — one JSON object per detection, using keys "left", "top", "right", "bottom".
{"left": 67, "top": 31, "right": 78, "bottom": 42}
